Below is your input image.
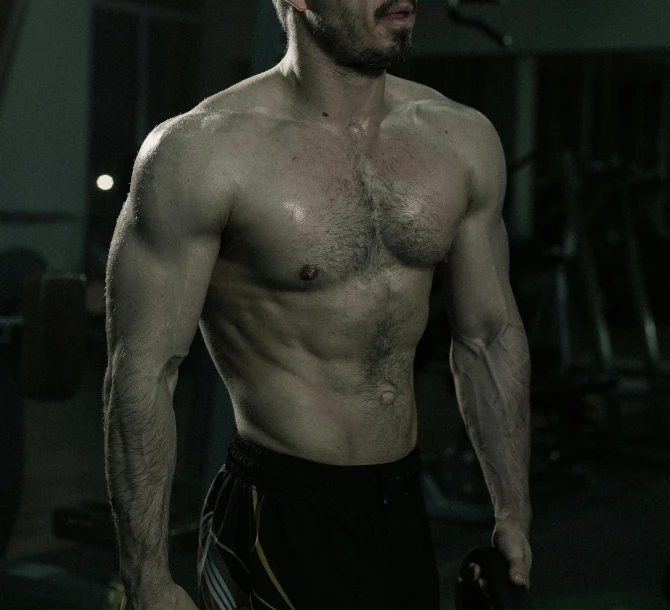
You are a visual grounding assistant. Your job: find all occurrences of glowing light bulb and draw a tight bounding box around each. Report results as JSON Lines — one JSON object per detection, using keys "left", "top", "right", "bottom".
{"left": 97, "top": 175, "right": 114, "bottom": 191}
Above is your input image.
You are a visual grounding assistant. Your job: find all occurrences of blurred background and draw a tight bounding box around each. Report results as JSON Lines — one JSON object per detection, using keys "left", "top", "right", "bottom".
{"left": 1, "top": 0, "right": 670, "bottom": 608}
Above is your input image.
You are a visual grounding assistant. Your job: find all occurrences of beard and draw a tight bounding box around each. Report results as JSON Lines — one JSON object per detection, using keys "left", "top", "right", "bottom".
{"left": 304, "top": 9, "right": 413, "bottom": 76}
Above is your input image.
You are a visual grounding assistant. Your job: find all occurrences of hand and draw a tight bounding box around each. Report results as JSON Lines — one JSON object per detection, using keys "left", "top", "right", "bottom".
{"left": 492, "top": 521, "right": 533, "bottom": 589}
{"left": 120, "top": 581, "right": 198, "bottom": 610}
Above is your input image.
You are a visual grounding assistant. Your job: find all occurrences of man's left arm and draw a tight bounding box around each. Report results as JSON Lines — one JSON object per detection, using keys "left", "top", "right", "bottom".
{"left": 439, "top": 112, "right": 532, "bottom": 587}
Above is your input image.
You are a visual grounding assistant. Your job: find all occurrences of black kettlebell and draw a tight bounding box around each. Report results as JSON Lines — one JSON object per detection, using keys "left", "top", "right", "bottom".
{"left": 456, "top": 547, "right": 533, "bottom": 610}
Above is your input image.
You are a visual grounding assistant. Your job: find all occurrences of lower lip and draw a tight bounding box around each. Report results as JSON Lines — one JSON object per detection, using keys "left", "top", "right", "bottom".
{"left": 381, "top": 12, "right": 414, "bottom": 23}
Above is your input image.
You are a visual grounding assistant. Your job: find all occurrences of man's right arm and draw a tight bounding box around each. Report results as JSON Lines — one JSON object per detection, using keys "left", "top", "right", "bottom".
{"left": 103, "top": 114, "right": 230, "bottom": 605}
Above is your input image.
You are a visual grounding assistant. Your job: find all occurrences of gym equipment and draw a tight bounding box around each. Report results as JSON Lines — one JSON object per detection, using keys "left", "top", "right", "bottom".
{"left": 614, "top": 169, "right": 670, "bottom": 446}
{"left": 0, "top": 299, "right": 126, "bottom": 609}
{"left": 456, "top": 546, "right": 533, "bottom": 610}
{"left": 505, "top": 153, "right": 619, "bottom": 493}
{"left": 568, "top": 156, "right": 670, "bottom": 455}
{"left": 447, "top": 0, "right": 513, "bottom": 48}
{"left": 0, "top": 247, "right": 88, "bottom": 402}
{"left": 0, "top": 248, "right": 45, "bottom": 557}
{"left": 514, "top": 149, "right": 670, "bottom": 471}
{"left": 0, "top": 554, "right": 124, "bottom": 610}
{"left": 0, "top": 0, "right": 29, "bottom": 103}
{"left": 0, "top": 250, "right": 88, "bottom": 551}
{"left": 0, "top": 348, "right": 24, "bottom": 557}
{"left": 0, "top": 247, "right": 47, "bottom": 316}
{"left": 0, "top": 264, "right": 100, "bottom": 607}
{"left": 20, "top": 273, "right": 87, "bottom": 400}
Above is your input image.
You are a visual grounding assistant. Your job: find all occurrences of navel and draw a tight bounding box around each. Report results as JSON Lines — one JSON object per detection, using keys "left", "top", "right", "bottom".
{"left": 300, "top": 263, "right": 320, "bottom": 281}
{"left": 381, "top": 391, "right": 397, "bottom": 405}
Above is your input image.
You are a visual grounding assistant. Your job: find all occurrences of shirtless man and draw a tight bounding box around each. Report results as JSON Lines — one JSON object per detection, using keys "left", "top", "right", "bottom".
{"left": 103, "top": 0, "right": 533, "bottom": 608}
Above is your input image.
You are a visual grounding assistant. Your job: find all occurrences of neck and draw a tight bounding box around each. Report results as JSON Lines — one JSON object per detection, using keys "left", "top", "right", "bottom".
{"left": 278, "top": 41, "right": 389, "bottom": 130}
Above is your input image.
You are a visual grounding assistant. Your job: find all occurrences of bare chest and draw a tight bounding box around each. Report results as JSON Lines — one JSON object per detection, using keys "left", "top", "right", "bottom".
{"left": 222, "top": 123, "right": 469, "bottom": 288}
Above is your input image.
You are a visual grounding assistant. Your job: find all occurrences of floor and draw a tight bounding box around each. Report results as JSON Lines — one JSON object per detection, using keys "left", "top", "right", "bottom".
{"left": 3, "top": 341, "right": 670, "bottom": 610}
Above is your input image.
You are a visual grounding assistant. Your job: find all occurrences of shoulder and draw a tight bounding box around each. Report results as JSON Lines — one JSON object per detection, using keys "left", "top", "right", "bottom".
{"left": 138, "top": 105, "right": 250, "bottom": 179}
{"left": 129, "top": 108, "right": 244, "bottom": 234}
{"left": 140, "top": 68, "right": 282, "bottom": 178}
{"left": 137, "top": 110, "right": 227, "bottom": 186}
{"left": 389, "top": 74, "right": 502, "bottom": 154}
{"left": 134, "top": 69, "right": 276, "bottom": 193}
{"left": 389, "top": 75, "right": 506, "bottom": 210}
{"left": 131, "top": 73, "right": 284, "bottom": 229}
{"left": 394, "top": 77, "right": 506, "bottom": 205}
{"left": 432, "top": 103, "right": 507, "bottom": 210}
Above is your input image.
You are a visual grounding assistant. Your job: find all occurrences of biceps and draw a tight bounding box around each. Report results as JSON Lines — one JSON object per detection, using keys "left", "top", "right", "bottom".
{"left": 440, "top": 215, "right": 520, "bottom": 342}
{"left": 105, "top": 210, "right": 221, "bottom": 373}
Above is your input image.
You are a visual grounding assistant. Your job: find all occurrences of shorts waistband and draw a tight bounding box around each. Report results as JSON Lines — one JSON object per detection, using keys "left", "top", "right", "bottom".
{"left": 224, "top": 433, "right": 422, "bottom": 503}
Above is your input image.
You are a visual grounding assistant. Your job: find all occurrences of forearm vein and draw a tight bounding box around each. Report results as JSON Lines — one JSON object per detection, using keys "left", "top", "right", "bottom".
{"left": 103, "top": 362, "right": 177, "bottom": 585}
{"left": 450, "top": 321, "right": 532, "bottom": 530}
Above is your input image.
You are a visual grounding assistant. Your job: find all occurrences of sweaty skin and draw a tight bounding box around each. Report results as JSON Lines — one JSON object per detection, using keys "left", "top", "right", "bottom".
{"left": 198, "top": 77, "right": 470, "bottom": 467}
{"left": 104, "top": 33, "right": 531, "bottom": 602}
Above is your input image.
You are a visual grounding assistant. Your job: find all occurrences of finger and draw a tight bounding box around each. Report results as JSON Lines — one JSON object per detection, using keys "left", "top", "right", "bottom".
{"left": 469, "top": 562, "right": 481, "bottom": 582}
{"left": 505, "top": 552, "right": 530, "bottom": 587}
{"left": 509, "top": 567, "right": 527, "bottom": 587}
{"left": 494, "top": 529, "right": 532, "bottom": 587}
{"left": 509, "top": 556, "right": 533, "bottom": 588}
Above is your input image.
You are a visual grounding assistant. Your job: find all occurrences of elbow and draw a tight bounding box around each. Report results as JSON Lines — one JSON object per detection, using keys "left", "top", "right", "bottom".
{"left": 102, "top": 351, "right": 185, "bottom": 405}
{"left": 450, "top": 319, "right": 530, "bottom": 378}
{"left": 165, "top": 354, "right": 185, "bottom": 396}
{"left": 166, "top": 368, "right": 180, "bottom": 396}
{"left": 452, "top": 317, "right": 513, "bottom": 349}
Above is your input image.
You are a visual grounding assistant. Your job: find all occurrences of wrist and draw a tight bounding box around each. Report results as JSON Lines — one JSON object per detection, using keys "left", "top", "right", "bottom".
{"left": 494, "top": 513, "right": 532, "bottom": 537}
{"left": 120, "top": 559, "right": 172, "bottom": 595}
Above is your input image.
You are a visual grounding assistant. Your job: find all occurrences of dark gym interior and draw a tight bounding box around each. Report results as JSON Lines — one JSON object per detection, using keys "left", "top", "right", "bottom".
{"left": 1, "top": 1, "right": 670, "bottom": 609}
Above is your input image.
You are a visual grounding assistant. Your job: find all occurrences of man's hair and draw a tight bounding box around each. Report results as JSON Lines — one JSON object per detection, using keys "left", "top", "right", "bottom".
{"left": 272, "top": 0, "right": 290, "bottom": 33}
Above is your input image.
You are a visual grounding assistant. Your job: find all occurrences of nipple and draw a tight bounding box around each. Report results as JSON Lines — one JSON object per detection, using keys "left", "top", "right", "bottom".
{"left": 300, "top": 263, "right": 320, "bottom": 281}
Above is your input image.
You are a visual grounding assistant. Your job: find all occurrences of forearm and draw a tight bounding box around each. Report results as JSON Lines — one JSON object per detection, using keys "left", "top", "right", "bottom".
{"left": 450, "top": 321, "right": 532, "bottom": 532}
{"left": 103, "top": 365, "right": 177, "bottom": 592}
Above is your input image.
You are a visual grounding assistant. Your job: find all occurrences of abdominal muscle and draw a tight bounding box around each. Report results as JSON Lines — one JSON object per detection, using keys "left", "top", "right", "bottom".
{"left": 200, "top": 325, "right": 420, "bottom": 467}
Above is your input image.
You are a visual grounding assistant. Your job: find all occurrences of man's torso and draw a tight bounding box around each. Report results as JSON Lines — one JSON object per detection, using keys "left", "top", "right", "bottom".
{"left": 183, "top": 69, "right": 475, "bottom": 465}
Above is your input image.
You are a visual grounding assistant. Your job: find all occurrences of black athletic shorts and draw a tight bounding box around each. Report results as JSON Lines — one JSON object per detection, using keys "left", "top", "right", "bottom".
{"left": 197, "top": 433, "right": 440, "bottom": 610}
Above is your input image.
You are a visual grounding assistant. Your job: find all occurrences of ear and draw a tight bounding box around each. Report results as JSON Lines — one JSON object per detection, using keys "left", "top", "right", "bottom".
{"left": 285, "top": 0, "right": 308, "bottom": 11}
